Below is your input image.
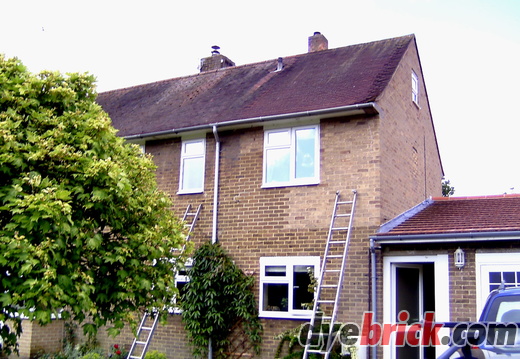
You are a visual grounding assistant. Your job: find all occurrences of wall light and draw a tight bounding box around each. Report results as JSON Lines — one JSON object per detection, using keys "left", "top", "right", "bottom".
{"left": 454, "top": 247, "right": 465, "bottom": 269}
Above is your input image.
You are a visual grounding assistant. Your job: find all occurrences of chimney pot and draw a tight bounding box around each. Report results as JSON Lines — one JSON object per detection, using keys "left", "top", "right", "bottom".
{"left": 308, "top": 32, "right": 328, "bottom": 53}
{"left": 211, "top": 45, "right": 220, "bottom": 55}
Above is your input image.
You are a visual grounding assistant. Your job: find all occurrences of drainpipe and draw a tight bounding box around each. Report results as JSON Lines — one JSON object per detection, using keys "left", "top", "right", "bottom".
{"left": 208, "top": 126, "right": 221, "bottom": 359}
{"left": 212, "top": 125, "right": 220, "bottom": 244}
{"left": 370, "top": 238, "right": 378, "bottom": 359}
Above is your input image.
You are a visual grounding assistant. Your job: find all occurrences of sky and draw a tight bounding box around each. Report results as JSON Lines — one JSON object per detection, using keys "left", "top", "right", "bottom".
{"left": 2, "top": 0, "right": 519, "bottom": 197}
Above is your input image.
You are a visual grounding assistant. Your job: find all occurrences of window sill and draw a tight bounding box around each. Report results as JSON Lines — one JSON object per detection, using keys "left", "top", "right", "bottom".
{"left": 262, "top": 180, "right": 320, "bottom": 189}
{"left": 177, "top": 190, "right": 204, "bottom": 195}
{"left": 259, "top": 311, "right": 313, "bottom": 320}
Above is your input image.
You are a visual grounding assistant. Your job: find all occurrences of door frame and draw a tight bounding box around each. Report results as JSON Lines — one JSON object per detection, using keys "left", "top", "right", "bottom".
{"left": 382, "top": 254, "right": 450, "bottom": 359}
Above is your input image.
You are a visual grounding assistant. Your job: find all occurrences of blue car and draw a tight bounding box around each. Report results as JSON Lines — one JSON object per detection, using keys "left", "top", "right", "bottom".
{"left": 439, "top": 287, "right": 520, "bottom": 358}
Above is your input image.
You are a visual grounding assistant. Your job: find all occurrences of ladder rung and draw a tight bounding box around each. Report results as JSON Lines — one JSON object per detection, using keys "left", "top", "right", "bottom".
{"left": 335, "top": 213, "right": 351, "bottom": 217}
{"left": 321, "top": 284, "right": 338, "bottom": 288}
{"left": 337, "top": 200, "right": 353, "bottom": 204}
{"left": 325, "top": 269, "right": 341, "bottom": 272}
{"left": 306, "top": 349, "right": 328, "bottom": 354}
{"left": 136, "top": 341, "right": 147, "bottom": 345}
{"left": 317, "top": 300, "right": 335, "bottom": 304}
{"left": 325, "top": 254, "right": 342, "bottom": 258}
{"left": 332, "top": 227, "right": 349, "bottom": 230}
{"left": 129, "top": 356, "right": 142, "bottom": 359}
{"left": 141, "top": 326, "right": 153, "bottom": 330}
{"left": 329, "top": 241, "right": 345, "bottom": 244}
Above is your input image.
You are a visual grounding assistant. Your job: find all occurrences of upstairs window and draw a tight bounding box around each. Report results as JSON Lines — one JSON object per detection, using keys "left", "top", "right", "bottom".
{"left": 263, "top": 125, "right": 320, "bottom": 187}
{"left": 259, "top": 256, "right": 320, "bottom": 318}
{"left": 178, "top": 138, "right": 205, "bottom": 194}
{"left": 411, "top": 71, "right": 419, "bottom": 105}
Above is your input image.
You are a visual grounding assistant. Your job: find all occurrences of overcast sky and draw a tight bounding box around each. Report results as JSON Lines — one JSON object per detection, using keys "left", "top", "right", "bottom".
{"left": 2, "top": 0, "right": 519, "bottom": 197}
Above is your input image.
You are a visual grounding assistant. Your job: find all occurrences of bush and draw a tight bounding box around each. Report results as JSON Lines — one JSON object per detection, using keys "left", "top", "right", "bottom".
{"left": 80, "top": 353, "right": 104, "bottom": 359}
{"left": 145, "top": 350, "right": 167, "bottom": 359}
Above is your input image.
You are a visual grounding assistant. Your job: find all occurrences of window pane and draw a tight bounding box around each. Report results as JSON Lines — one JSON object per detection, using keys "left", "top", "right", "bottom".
{"left": 293, "top": 265, "right": 314, "bottom": 310}
{"left": 267, "top": 130, "right": 290, "bottom": 146}
{"left": 184, "top": 140, "right": 204, "bottom": 155}
{"left": 182, "top": 157, "right": 204, "bottom": 190}
{"left": 266, "top": 148, "right": 290, "bottom": 183}
{"left": 266, "top": 265, "right": 286, "bottom": 276}
{"left": 295, "top": 128, "right": 316, "bottom": 179}
{"left": 263, "top": 283, "right": 288, "bottom": 311}
{"left": 489, "top": 272, "right": 502, "bottom": 284}
{"left": 177, "top": 281, "right": 189, "bottom": 299}
{"left": 503, "top": 272, "right": 516, "bottom": 285}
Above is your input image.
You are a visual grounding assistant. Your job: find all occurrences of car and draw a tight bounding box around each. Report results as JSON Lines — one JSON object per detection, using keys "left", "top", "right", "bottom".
{"left": 439, "top": 286, "right": 520, "bottom": 359}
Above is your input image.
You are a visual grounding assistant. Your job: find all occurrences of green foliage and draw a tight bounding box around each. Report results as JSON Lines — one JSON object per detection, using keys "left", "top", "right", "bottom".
{"left": 182, "top": 242, "right": 262, "bottom": 358}
{"left": 442, "top": 178, "right": 455, "bottom": 197}
{"left": 275, "top": 323, "right": 357, "bottom": 359}
{"left": 80, "top": 353, "right": 104, "bottom": 359}
{"left": 274, "top": 327, "right": 302, "bottom": 359}
{"left": 0, "top": 54, "right": 190, "bottom": 354}
{"left": 36, "top": 343, "right": 104, "bottom": 359}
{"left": 144, "top": 350, "right": 167, "bottom": 359}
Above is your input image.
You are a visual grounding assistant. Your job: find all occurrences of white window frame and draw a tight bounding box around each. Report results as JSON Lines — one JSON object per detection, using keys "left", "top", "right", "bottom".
{"left": 411, "top": 71, "right": 419, "bottom": 105}
{"left": 259, "top": 256, "right": 320, "bottom": 319}
{"left": 262, "top": 125, "right": 320, "bottom": 188}
{"left": 178, "top": 138, "right": 205, "bottom": 194}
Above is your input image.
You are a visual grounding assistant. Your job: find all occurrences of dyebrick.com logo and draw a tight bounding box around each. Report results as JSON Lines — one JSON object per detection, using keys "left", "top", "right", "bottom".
{"left": 298, "top": 311, "right": 520, "bottom": 349}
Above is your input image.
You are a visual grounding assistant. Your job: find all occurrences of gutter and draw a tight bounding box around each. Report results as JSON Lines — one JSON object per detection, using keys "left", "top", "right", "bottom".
{"left": 122, "top": 102, "right": 380, "bottom": 141}
{"left": 212, "top": 125, "right": 220, "bottom": 244}
{"left": 371, "top": 230, "right": 520, "bottom": 245}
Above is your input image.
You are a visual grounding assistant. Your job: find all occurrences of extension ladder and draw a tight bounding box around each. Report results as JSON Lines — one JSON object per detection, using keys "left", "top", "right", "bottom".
{"left": 126, "top": 312, "right": 160, "bottom": 359}
{"left": 182, "top": 204, "right": 202, "bottom": 242}
{"left": 126, "top": 204, "right": 202, "bottom": 359}
{"left": 303, "top": 190, "right": 357, "bottom": 359}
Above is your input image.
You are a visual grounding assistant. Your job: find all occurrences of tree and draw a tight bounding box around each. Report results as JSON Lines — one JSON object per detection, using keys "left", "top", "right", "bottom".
{"left": 0, "top": 55, "right": 189, "bottom": 354}
{"left": 182, "top": 242, "right": 262, "bottom": 358}
{"left": 442, "top": 178, "right": 455, "bottom": 197}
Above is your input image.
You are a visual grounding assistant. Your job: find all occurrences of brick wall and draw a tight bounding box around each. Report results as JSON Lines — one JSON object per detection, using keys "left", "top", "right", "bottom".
{"left": 7, "top": 319, "right": 64, "bottom": 359}
{"left": 378, "top": 40, "right": 443, "bottom": 223}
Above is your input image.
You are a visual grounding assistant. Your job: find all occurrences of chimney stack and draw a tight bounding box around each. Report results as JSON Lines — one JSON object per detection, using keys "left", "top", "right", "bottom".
{"left": 308, "top": 32, "right": 328, "bottom": 53}
{"left": 200, "top": 45, "right": 235, "bottom": 72}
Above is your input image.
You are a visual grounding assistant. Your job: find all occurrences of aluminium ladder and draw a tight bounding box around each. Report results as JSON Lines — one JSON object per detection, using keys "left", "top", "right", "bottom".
{"left": 182, "top": 204, "right": 202, "bottom": 243}
{"left": 126, "top": 204, "right": 202, "bottom": 359}
{"left": 126, "top": 312, "right": 160, "bottom": 359}
{"left": 303, "top": 190, "right": 357, "bottom": 359}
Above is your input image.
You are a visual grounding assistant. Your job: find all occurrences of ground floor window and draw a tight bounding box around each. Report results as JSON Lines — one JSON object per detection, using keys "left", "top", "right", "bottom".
{"left": 169, "top": 259, "right": 192, "bottom": 313}
{"left": 259, "top": 256, "right": 320, "bottom": 318}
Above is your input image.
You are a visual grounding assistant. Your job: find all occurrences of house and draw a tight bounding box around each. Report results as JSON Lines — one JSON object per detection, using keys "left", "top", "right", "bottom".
{"left": 372, "top": 194, "right": 520, "bottom": 359}
{"left": 96, "top": 32, "right": 443, "bottom": 359}
{"left": 8, "top": 32, "right": 443, "bottom": 358}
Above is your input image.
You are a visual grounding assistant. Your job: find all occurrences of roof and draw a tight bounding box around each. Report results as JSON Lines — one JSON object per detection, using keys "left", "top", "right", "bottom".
{"left": 96, "top": 35, "right": 415, "bottom": 138}
{"left": 377, "top": 194, "right": 520, "bottom": 237}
